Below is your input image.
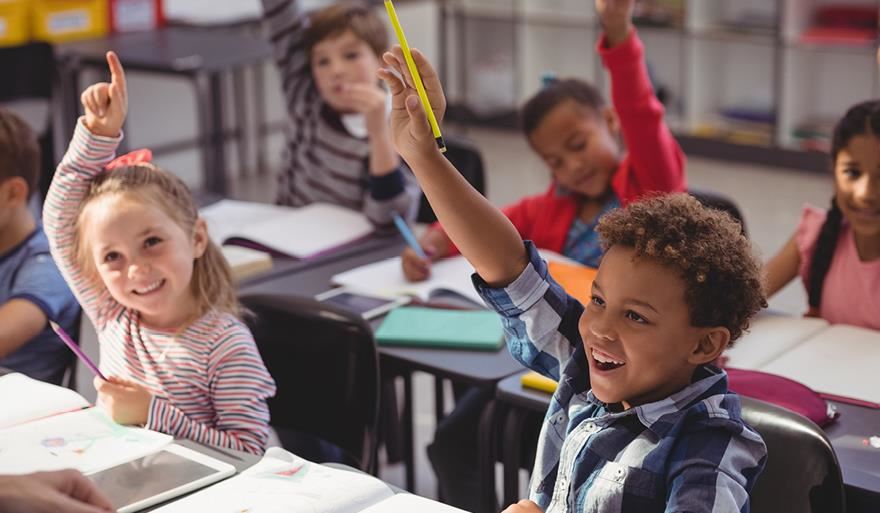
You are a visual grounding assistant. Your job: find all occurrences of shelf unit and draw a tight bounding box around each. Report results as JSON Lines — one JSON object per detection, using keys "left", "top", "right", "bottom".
{"left": 437, "top": 0, "right": 880, "bottom": 171}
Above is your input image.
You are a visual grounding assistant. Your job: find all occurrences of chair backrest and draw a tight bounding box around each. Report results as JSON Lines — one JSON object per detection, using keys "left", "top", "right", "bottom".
{"left": 416, "top": 135, "right": 486, "bottom": 224}
{"left": 240, "top": 293, "right": 380, "bottom": 473}
{"left": 740, "top": 396, "right": 846, "bottom": 513}
{"left": 61, "top": 311, "right": 83, "bottom": 391}
{"left": 688, "top": 187, "right": 747, "bottom": 236}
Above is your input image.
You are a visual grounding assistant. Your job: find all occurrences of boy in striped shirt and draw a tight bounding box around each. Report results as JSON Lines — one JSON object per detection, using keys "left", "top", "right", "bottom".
{"left": 261, "top": 0, "right": 420, "bottom": 230}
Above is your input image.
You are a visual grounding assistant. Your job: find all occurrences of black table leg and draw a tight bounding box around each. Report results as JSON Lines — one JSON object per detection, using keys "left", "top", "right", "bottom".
{"left": 402, "top": 372, "right": 415, "bottom": 492}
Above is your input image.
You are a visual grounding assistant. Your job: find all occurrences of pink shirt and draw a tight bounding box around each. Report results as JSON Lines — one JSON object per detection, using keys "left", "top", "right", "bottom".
{"left": 796, "top": 205, "right": 880, "bottom": 330}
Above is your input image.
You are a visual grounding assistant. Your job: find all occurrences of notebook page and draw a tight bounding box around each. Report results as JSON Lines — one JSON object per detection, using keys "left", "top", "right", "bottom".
{"left": 153, "top": 447, "right": 394, "bottom": 513}
{"left": 725, "top": 315, "right": 830, "bottom": 369}
{"left": 201, "top": 201, "right": 373, "bottom": 258}
{"left": 200, "top": 199, "right": 291, "bottom": 248}
{"left": 0, "top": 373, "right": 90, "bottom": 429}
{"left": 332, "top": 255, "right": 484, "bottom": 305}
{"left": 0, "top": 408, "right": 172, "bottom": 475}
{"left": 243, "top": 203, "right": 373, "bottom": 258}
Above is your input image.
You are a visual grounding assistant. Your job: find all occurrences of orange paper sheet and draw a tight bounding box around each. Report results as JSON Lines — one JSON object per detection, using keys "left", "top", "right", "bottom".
{"left": 547, "top": 261, "right": 597, "bottom": 306}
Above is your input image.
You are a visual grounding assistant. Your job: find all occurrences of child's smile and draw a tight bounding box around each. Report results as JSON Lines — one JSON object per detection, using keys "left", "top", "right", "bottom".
{"left": 834, "top": 135, "right": 880, "bottom": 243}
{"left": 82, "top": 191, "right": 208, "bottom": 329}
{"left": 579, "top": 246, "right": 722, "bottom": 409}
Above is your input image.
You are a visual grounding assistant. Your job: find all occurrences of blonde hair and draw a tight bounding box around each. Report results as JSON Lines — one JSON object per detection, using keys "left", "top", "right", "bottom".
{"left": 74, "top": 164, "right": 242, "bottom": 320}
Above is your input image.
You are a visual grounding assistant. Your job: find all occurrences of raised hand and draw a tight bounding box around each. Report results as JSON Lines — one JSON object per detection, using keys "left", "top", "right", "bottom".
{"left": 376, "top": 46, "right": 446, "bottom": 163}
{"left": 81, "top": 51, "right": 128, "bottom": 137}
{"left": 595, "top": 0, "right": 635, "bottom": 46}
{"left": 341, "top": 82, "right": 389, "bottom": 132}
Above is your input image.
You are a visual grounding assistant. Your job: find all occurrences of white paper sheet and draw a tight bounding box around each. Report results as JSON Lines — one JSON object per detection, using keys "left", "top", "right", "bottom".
{"left": 0, "top": 373, "right": 91, "bottom": 429}
{"left": 0, "top": 408, "right": 172, "bottom": 475}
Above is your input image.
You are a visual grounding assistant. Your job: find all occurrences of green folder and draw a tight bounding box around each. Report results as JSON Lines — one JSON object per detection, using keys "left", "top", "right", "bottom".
{"left": 375, "top": 307, "right": 505, "bottom": 351}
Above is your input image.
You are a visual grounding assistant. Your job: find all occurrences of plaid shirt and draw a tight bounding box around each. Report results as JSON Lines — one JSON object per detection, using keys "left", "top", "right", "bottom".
{"left": 476, "top": 242, "right": 767, "bottom": 513}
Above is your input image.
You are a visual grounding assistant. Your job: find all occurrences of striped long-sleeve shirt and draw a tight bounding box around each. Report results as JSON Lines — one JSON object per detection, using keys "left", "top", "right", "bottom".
{"left": 261, "top": 0, "right": 420, "bottom": 230}
{"left": 475, "top": 242, "right": 767, "bottom": 513}
{"left": 43, "top": 120, "right": 277, "bottom": 455}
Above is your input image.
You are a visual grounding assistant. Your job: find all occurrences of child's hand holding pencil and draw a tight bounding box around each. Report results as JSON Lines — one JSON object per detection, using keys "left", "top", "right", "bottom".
{"left": 377, "top": 46, "right": 446, "bottom": 164}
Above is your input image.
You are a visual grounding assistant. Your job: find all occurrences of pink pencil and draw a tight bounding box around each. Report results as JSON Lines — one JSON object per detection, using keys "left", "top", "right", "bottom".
{"left": 49, "top": 321, "right": 106, "bottom": 381}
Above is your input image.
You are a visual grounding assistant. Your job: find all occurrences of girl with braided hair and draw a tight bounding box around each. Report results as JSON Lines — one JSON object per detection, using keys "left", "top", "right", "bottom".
{"left": 765, "top": 100, "right": 880, "bottom": 329}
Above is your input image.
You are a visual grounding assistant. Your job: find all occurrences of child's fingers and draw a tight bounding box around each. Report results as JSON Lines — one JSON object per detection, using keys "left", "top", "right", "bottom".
{"left": 81, "top": 89, "right": 94, "bottom": 113}
{"left": 83, "top": 85, "right": 107, "bottom": 117}
{"left": 410, "top": 48, "right": 438, "bottom": 84}
{"left": 382, "top": 51, "right": 407, "bottom": 83}
{"left": 106, "top": 51, "right": 127, "bottom": 101}
{"left": 387, "top": 46, "right": 417, "bottom": 90}
{"left": 405, "top": 94, "right": 431, "bottom": 139}
{"left": 92, "top": 375, "right": 109, "bottom": 392}
{"left": 377, "top": 68, "right": 407, "bottom": 109}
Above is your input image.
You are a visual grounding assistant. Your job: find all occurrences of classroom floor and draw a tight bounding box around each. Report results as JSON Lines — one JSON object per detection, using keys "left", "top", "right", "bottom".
{"left": 225, "top": 125, "right": 835, "bottom": 498}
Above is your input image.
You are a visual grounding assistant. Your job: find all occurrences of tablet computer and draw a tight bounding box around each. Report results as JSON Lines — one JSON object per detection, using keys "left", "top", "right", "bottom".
{"left": 88, "top": 443, "right": 235, "bottom": 513}
{"left": 316, "top": 288, "right": 411, "bottom": 320}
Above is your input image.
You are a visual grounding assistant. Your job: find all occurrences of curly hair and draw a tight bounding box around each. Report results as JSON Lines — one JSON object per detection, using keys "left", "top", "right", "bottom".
{"left": 596, "top": 193, "right": 767, "bottom": 343}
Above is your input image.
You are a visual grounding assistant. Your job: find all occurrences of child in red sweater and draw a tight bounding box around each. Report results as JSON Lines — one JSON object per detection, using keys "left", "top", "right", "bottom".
{"left": 401, "top": 0, "right": 686, "bottom": 280}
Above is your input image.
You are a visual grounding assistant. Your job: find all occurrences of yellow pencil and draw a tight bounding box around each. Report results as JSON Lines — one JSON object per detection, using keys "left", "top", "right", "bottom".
{"left": 384, "top": 0, "right": 447, "bottom": 153}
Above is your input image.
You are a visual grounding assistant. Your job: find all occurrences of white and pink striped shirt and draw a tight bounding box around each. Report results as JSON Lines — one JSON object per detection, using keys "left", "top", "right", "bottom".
{"left": 44, "top": 120, "right": 276, "bottom": 455}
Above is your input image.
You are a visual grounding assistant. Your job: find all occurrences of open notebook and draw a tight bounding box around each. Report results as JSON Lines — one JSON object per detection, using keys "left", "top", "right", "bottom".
{"left": 332, "top": 255, "right": 484, "bottom": 306}
{"left": 200, "top": 200, "right": 374, "bottom": 259}
{"left": 332, "top": 250, "right": 596, "bottom": 308}
{"left": 153, "top": 447, "right": 466, "bottom": 513}
{"left": 0, "top": 373, "right": 174, "bottom": 475}
{"left": 726, "top": 315, "right": 880, "bottom": 406}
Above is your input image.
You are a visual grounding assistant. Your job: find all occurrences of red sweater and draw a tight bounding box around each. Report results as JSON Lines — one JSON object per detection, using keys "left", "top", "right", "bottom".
{"left": 438, "top": 29, "right": 687, "bottom": 256}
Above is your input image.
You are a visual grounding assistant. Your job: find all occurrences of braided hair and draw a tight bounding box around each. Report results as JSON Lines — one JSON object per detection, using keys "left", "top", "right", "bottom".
{"left": 807, "top": 100, "right": 880, "bottom": 310}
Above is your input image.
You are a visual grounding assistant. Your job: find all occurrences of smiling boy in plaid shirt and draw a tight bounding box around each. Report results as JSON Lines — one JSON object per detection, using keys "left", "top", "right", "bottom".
{"left": 378, "top": 31, "right": 768, "bottom": 511}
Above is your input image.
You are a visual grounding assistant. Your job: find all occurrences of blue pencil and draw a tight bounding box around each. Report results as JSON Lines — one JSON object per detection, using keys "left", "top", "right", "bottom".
{"left": 392, "top": 212, "right": 428, "bottom": 259}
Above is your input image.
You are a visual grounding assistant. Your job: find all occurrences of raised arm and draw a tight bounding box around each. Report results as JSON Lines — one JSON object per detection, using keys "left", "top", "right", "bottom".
{"left": 43, "top": 51, "right": 128, "bottom": 330}
{"left": 378, "top": 48, "right": 526, "bottom": 287}
{"left": 597, "top": 0, "right": 686, "bottom": 199}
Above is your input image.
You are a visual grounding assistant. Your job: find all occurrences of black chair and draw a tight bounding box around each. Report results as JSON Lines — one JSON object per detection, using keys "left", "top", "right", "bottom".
{"left": 60, "top": 312, "right": 83, "bottom": 390}
{"left": 240, "top": 293, "right": 380, "bottom": 474}
{"left": 416, "top": 135, "right": 486, "bottom": 224}
{"left": 741, "top": 396, "right": 846, "bottom": 513}
{"left": 0, "top": 42, "right": 56, "bottom": 201}
{"left": 689, "top": 187, "right": 748, "bottom": 236}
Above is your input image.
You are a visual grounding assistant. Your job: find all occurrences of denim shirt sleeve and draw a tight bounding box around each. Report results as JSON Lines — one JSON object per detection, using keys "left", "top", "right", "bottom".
{"left": 473, "top": 241, "right": 585, "bottom": 381}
